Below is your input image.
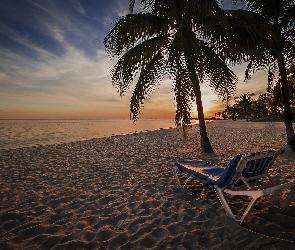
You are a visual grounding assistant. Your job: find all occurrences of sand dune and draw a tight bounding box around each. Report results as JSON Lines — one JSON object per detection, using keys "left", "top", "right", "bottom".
{"left": 0, "top": 120, "right": 295, "bottom": 249}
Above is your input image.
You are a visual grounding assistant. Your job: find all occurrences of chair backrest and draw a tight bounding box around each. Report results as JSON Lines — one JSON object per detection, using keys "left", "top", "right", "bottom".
{"left": 228, "top": 149, "right": 281, "bottom": 189}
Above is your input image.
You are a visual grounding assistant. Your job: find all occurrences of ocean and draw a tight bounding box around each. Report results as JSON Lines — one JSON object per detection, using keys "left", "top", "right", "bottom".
{"left": 0, "top": 119, "right": 176, "bottom": 150}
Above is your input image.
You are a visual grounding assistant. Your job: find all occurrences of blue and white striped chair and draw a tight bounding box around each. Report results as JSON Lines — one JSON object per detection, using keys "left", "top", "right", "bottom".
{"left": 174, "top": 149, "right": 295, "bottom": 223}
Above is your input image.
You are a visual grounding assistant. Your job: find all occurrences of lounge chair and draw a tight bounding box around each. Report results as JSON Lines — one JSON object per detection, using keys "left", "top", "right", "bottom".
{"left": 174, "top": 149, "right": 295, "bottom": 223}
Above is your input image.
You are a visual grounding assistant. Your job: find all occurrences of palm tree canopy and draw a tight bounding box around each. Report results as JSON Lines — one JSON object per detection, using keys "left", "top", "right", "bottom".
{"left": 211, "top": 8, "right": 269, "bottom": 65}
{"left": 104, "top": 0, "right": 237, "bottom": 126}
{"left": 234, "top": 0, "right": 295, "bottom": 24}
{"left": 229, "top": 0, "right": 295, "bottom": 79}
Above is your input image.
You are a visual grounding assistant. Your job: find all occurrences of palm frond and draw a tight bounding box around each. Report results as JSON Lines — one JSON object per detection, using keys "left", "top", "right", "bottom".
{"left": 281, "top": 1, "right": 295, "bottom": 29}
{"left": 129, "top": 0, "right": 135, "bottom": 12}
{"left": 165, "top": 33, "right": 194, "bottom": 127}
{"left": 214, "top": 9, "right": 269, "bottom": 64}
{"left": 181, "top": 29, "right": 238, "bottom": 98}
{"left": 104, "top": 13, "right": 167, "bottom": 57}
{"left": 234, "top": 0, "right": 295, "bottom": 25}
{"left": 174, "top": 65, "right": 194, "bottom": 127}
{"left": 284, "top": 27, "right": 295, "bottom": 66}
{"left": 187, "top": 0, "right": 228, "bottom": 31}
{"left": 167, "top": 31, "right": 184, "bottom": 76}
{"left": 129, "top": 0, "right": 156, "bottom": 12}
{"left": 111, "top": 36, "right": 168, "bottom": 95}
{"left": 129, "top": 52, "right": 167, "bottom": 121}
{"left": 148, "top": 0, "right": 182, "bottom": 24}
{"left": 245, "top": 54, "right": 277, "bottom": 81}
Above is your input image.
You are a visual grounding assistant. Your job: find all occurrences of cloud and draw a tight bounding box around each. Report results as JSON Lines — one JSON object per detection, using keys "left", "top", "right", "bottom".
{"left": 115, "top": 1, "right": 131, "bottom": 17}
{"left": 0, "top": 1, "right": 138, "bottom": 118}
{"left": 72, "top": 0, "right": 86, "bottom": 15}
{"left": 0, "top": 26, "right": 126, "bottom": 118}
{"left": 0, "top": 0, "right": 269, "bottom": 119}
{"left": 219, "top": 0, "right": 246, "bottom": 9}
{"left": 0, "top": 73, "right": 8, "bottom": 80}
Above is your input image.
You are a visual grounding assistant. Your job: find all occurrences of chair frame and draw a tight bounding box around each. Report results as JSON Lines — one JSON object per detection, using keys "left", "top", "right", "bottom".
{"left": 174, "top": 149, "right": 295, "bottom": 223}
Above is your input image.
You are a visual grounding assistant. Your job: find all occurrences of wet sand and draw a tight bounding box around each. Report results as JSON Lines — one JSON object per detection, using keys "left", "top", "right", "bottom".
{"left": 0, "top": 120, "right": 295, "bottom": 249}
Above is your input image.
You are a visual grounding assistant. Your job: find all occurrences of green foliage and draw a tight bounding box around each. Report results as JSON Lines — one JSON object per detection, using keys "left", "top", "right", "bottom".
{"left": 223, "top": 63, "right": 295, "bottom": 121}
{"left": 221, "top": 88, "right": 293, "bottom": 121}
{"left": 223, "top": 92, "right": 270, "bottom": 121}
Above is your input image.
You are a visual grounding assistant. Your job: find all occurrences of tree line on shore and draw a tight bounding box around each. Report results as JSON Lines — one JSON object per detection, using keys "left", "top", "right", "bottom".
{"left": 219, "top": 63, "right": 295, "bottom": 122}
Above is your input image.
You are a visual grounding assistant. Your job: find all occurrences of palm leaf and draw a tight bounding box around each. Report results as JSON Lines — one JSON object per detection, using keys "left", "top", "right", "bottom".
{"left": 281, "top": 2, "right": 295, "bottom": 29}
{"left": 181, "top": 29, "right": 238, "bottom": 98}
{"left": 166, "top": 33, "right": 194, "bottom": 126}
{"left": 130, "top": 52, "right": 167, "bottom": 121}
{"left": 111, "top": 35, "right": 168, "bottom": 95}
{"left": 284, "top": 29, "right": 295, "bottom": 66}
{"left": 174, "top": 63, "right": 194, "bottom": 127}
{"left": 104, "top": 13, "right": 168, "bottom": 57}
{"left": 245, "top": 54, "right": 277, "bottom": 81}
{"left": 215, "top": 9, "right": 269, "bottom": 64}
{"left": 187, "top": 0, "right": 228, "bottom": 32}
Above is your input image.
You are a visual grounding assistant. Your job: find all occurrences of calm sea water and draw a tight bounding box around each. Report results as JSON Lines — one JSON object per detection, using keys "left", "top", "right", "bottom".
{"left": 0, "top": 119, "right": 176, "bottom": 150}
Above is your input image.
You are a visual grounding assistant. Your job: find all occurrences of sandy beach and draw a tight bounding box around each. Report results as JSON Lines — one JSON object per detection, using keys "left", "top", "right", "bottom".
{"left": 1, "top": 120, "right": 295, "bottom": 249}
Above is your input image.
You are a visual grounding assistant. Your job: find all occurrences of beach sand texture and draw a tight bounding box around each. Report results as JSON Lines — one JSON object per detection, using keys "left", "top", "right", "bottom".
{"left": 1, "top": 120, "right": 295, "bottom": 249}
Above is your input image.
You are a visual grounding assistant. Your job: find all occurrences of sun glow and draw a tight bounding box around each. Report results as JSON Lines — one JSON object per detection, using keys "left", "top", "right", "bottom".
{"left": 191, "top": 95, "right": 219, "bottom": 118}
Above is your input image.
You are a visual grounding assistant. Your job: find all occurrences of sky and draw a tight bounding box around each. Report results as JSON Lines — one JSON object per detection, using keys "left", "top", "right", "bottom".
{"left": 0, "top": 0, "right": 269, "bottom": 119}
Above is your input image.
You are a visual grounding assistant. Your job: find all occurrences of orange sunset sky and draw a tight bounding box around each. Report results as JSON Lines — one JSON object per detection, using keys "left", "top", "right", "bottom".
{"left": 0, "top": 0, "right": 269, "bottom": 120}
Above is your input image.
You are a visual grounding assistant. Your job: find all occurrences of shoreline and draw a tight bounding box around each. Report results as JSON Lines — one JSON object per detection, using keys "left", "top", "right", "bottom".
{"left": 0, "top": 119, "right": 177, "bottom": 151}
{"left": 1, "top": 121, "right": 295, "bottom": 249}
{"left": 0, "top": 126, "right": 177, "bottom": 152}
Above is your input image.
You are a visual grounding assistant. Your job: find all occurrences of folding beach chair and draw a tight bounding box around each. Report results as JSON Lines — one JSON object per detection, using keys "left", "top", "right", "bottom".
{"left": 174, "top": 149, "right": 295, "bottom": 223}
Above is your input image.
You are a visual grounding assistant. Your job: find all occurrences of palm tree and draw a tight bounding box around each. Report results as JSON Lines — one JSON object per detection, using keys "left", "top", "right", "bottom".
{"left": 230, "top": 0, "right": 295, "bottom": 149}
{"left": 104, "top": 0, "right": 237, "bottom": 153}
{"left": 215, "top": 112, "right": 222, "bottom": 119}
{"left": 235, "top": 93, "right": 254, "bottom": 121}
{"left": 223, "top": 104, "right": 239, "bottom": 120}
{"left": 252, "top": 93, "right": 269, "bottom": 118}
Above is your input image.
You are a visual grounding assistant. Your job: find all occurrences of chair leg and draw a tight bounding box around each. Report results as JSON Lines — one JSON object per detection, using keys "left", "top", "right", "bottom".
{"left": 184, "top": 176, "right": 193, "bottom": 187}
{"left": 215, "top": 186, "right": 260, "bottom": 224}
{"left": 214, "top": 186, "right": 262, "bottom": 224}
{"left": 240, "top": 198, "right": 258, "bottom": 223}
{"left": 173, "top": 167, "right": 182, "bottom": 187}
{"left": 281, "top": 187, "right": 295, "bottom": 208}
{"left": 214, "top": 186, "right": 237, "bottom": 221}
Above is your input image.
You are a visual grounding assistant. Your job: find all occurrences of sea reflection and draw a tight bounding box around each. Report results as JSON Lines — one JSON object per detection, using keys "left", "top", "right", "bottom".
{"left": 0, "top": 119, "right": 176, "bottom": 150}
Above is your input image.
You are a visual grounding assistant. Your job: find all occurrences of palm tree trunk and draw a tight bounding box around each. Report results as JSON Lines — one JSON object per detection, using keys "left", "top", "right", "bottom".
{"left": 184, "top": 56, "right": 214, "bottom": 153}
{"left": 193, "top": 79, "right": 214, "bottom": 153}
{"left": 277, "top": 53, "right": 295, "bottom": 150}
{"left": 245, "top": 107, "right": 249, "bottom": 122}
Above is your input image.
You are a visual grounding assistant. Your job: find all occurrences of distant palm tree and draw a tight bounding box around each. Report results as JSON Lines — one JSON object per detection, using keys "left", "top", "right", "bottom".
{"left": 104, "top": 0, "right": 237, "bottom": 153}
{"left": 224, "top": 104, "right": 239, "bottom": 121}
{"left": 235, "top": 93, "right": 253, "bottom": 121}
{"left": 229, "top": 0, "right": 295, "bottom": 149}
{"left": 215, "top": 112, "right": 222, "bottom": 119}
{"left": 253, "top": 93, "right": 269, "bottom": 118}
